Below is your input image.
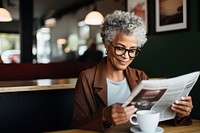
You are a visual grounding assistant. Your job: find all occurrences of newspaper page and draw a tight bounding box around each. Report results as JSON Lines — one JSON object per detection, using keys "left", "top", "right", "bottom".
{"left": 122, "top": 71, "right": 200, "bottom": 121}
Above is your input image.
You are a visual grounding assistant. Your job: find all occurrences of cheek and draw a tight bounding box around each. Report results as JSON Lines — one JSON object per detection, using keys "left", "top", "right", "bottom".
{"left": 107, "top": 53, "right": 115, "bottom": 63}
{"left": 129, "top": 59, "right": 134, "bottom": 64}
{"left": 107, "top": 48, "right": 115, "bottom": 57}
{"left": 107, "top": 51, "right": 117, "bottom": 63}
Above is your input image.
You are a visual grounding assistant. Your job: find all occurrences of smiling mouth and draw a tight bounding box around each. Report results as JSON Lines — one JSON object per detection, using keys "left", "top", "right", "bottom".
{"left": 118, "top": 59, "right": 129, "bottom": 65}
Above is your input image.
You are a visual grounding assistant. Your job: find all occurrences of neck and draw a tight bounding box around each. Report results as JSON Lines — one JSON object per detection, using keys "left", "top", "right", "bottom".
{"left": 105, "top": 62, "right": 125, "bottom": 82}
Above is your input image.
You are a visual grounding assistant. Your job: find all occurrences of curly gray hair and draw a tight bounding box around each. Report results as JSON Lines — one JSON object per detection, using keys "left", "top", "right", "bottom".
{"left": 100, "top": 10, "right": 147, "bottom": 47}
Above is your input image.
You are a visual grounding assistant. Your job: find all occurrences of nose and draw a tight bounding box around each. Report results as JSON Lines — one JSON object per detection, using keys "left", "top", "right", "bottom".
{"left": 122, "top": 50, "right": 129, "bottom": 58}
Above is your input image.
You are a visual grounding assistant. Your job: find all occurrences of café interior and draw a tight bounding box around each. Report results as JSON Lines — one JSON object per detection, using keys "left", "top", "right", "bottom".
{"left": 0, "top": 0, "right": 200, "bottom": 132}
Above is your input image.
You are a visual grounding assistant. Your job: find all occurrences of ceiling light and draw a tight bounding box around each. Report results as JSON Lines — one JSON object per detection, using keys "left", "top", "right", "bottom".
{"left": 0, "top": 0, "right": 12, "bottom": 22}
{"left": 84, "top": 2, "right": 104, "bottom": 25}
{"left": 57, "top": 38, "right": 67, "bottom": 45}
{"left": 45, "top": 18, "right": 56, "bottom": 27}
{"left": 84, "top": 11, "right": 104, "bottom": 25}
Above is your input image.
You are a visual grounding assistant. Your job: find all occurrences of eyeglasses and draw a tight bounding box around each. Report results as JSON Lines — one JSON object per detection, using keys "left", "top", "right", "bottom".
{"left": 109, "top": 41, "right": 141, "bottom": 58}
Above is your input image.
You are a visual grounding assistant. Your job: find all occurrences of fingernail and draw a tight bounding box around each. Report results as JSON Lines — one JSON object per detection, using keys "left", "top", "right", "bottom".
{"left": 175, "top": 100, "right": 180, "bottom": 104}
{"left": 181, "top": 97, "right": 185, "bottom": 100}
{"left": 135, "top": 108, "right": 137, "bottom": 111}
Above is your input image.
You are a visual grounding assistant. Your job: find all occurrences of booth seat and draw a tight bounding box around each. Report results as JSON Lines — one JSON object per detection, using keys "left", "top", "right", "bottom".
{"left": 0, "top": 62, "right": 97, "bottom": 81}
{"left": 0, "top": 89, "right": 74, "bottom": 133}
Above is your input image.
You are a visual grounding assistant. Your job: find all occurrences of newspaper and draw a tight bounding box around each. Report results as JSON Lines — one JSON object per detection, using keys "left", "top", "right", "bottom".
{"left": 122, "top": 71, "right": 200, "bottom": 121}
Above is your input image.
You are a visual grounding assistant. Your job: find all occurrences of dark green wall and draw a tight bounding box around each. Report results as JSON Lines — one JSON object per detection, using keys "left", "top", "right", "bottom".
{"left": 130, "top": 0, "right": 200, "bottom": 119}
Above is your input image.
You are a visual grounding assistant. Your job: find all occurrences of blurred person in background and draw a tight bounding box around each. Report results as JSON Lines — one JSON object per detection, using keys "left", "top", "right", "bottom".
{"left": 78, "top": 41, "right": 103, "bottom": 62}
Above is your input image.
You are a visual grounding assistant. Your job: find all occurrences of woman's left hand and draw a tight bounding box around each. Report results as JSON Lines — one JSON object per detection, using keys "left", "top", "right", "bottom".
{"left": 171, "top": 96, "right": 193, "bottom": 118}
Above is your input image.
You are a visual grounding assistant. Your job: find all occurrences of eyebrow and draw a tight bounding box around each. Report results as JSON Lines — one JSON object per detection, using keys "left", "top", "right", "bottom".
{"left": 115, "top": 42, "right": 138, "bottom": 49}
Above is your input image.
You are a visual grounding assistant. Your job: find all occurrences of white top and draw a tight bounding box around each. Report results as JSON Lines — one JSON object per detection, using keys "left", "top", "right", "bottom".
{"left": 107, "top": 78, "right": 131, "bottom": 106}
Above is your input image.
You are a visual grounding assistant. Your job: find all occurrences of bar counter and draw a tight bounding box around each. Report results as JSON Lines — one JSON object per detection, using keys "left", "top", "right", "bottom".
{"left": 0, "top": 78, "right": 77, "bottom": 93}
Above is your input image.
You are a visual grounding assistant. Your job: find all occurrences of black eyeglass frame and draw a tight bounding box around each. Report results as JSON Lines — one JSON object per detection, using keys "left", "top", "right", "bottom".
{"left": 109, "top": 41, "right": 142, "bottom": 58}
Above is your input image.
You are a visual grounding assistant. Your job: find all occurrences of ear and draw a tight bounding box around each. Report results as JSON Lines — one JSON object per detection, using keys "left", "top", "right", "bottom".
{"left": 104, "top": 44, "right": 108, "bottom": 49}
{"left": 104, "top": 44, "right": 109, "bottom": 55}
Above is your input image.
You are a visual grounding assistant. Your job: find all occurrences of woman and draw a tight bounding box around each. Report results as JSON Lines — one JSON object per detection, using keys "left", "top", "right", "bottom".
{"left": 71, "top": 10, "right": 193, "bottom": 132}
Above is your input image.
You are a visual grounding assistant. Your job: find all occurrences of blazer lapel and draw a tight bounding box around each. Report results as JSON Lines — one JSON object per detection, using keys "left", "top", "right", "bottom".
{"left": 125, "top": 67, "right": 139, "bottom": 91}
{"left": 93, "top": 58, "right": 108, "bottom": 106}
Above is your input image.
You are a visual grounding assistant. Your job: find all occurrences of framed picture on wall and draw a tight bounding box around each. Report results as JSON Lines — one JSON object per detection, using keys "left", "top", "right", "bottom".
{"left": 127, "top": 0, "right": 148, "bottom": 32}
{"left": 155, "top": 0, "right": 188, "bottom": 32}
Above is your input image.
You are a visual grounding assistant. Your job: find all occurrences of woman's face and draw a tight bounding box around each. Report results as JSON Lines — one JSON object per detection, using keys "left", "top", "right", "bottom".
{"left": 105, "top": 33, "right": 139, "bottom": 71}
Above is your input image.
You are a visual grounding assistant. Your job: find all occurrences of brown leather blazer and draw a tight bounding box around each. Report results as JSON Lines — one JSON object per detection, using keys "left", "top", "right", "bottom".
{"left": 70, "top": 58, "right": 148, "bottom": 131}
{"left": 70, "top": 58, "right": 192, "bottom": 132}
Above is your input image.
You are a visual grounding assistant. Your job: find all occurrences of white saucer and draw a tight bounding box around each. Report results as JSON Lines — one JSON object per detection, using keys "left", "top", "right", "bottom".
{"left": 130, "top": 126, "right": 164, "bottom": 133}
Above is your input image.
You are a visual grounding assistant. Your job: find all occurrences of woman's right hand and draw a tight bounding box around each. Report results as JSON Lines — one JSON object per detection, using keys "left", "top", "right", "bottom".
{"left": 102, "top": 103, "right": 137, "bottom": 125}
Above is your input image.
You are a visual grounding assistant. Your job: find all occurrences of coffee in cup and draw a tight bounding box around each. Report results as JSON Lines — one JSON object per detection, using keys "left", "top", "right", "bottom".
{"left": 130, "top": 110, "right": 160, "bottom": 132}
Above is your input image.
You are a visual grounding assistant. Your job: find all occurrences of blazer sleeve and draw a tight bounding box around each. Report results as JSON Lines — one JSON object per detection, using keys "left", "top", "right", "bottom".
{"left": 173, "top": 116, "right": 192, "bottom": 126}
{"left": 70, "top": 71, "right": 105, "bottom": 132}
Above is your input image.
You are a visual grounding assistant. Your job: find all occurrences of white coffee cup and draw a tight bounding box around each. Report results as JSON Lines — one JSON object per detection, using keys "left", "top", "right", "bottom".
{"left": 130, "top": 110, "right": 160, "bottom": 132}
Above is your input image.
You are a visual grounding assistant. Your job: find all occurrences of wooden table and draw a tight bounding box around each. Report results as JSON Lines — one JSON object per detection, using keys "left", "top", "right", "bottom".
{"left": 0, "top": 78, "right": 77, "bottom": 93}
{"left": 48, "top": 120, "right": 200, "bottom": 133}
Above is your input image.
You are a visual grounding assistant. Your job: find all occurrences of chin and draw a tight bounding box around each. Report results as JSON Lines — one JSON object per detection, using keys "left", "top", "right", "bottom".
{"left": 116, "top": 64, "right": 129, "bottom": 70}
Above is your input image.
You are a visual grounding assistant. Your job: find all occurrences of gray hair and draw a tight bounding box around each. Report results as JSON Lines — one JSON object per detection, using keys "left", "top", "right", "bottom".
{"left": 100, "top": 10, "right": 147, "bottom": 47}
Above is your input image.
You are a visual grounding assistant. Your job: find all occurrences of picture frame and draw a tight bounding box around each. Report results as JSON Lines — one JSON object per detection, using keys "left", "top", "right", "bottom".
{"left": 155, "top": 0, "right": 188, "bottom": 32}
{"left": 127, "top": 0, "right": 148, "bottom": 32}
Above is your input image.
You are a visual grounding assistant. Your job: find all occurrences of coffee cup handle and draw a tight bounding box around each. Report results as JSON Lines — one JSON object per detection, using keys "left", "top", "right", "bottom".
{"left": 129, "top": 114, "right": 138, "bottom": 125}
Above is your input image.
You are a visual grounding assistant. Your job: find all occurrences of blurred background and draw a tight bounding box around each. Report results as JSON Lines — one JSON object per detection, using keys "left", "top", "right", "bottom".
{"left": 0, "top": 0, "right": 199, "bottom": 126}
{"left": 0, "top": 0, "right": 125, "bottom": 63}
